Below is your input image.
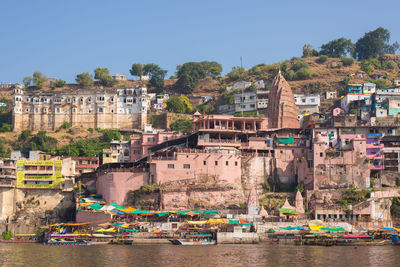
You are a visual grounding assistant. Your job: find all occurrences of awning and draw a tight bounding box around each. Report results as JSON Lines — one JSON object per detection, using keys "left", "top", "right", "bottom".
{"left": 156, "top": 212, "right": 170, "bottom": 217}
{"left": 382, "top": 227, "right": 397, "bottom": 231}
{"left": 279, "top": 208, "right": 298, "bottom": 214}
{"left": 110, "top": 202, "right": 126, "bottom": 210}
{"left": 229, "top": 220, "right": 240, "bottom": 224}
{"left": 276, "top": 137, "right": 294, "bottom": 144}
{"left": 89, "top": 202, "right": 103, "bottom": 210}
{"left": 203, "top": 210, "right": 220, "bottom": 214}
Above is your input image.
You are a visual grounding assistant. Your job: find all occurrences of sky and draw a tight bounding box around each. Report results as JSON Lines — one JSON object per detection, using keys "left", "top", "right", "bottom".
{"left": 1, "top": 0, "right": 400, "bottom": 84}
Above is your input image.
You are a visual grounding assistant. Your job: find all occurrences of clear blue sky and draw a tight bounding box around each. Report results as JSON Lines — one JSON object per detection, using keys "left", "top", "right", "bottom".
{"left": 1, "top": 0, "right": 399, "bottom": 83}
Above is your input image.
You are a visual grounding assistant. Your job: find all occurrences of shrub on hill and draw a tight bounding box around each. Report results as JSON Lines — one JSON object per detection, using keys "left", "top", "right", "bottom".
{"left": 292, "top": 60, "right": 309, "bottom": 71}
{"left": 317, "top": 55, "right": 328, "bottom": 63}
{"left": 341, "top": 57, "right": 354, "bottom": 66}
{"left": 295, "top": 67, "right": 312, "bottom": 80}
{"left": 385, "top": 60, "right": 398, "bottom": 70}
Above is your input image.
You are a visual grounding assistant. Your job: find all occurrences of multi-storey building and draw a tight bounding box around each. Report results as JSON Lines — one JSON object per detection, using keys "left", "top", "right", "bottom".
{"left": 294, "top": 94, "right": 320, "bottom": 114}
{"left": 12, "top": 85, "right": 149, "bottom": 131}
{"left": 71, "top": 157, "right": 99, "bottom": 176}
{"left": 103, "top": 140, "right": 131, "bottom": 164}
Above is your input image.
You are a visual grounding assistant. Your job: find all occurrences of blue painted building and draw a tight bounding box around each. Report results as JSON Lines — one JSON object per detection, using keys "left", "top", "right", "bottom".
{"left": 348, "top": 84, "right": 363, "bottom": 94}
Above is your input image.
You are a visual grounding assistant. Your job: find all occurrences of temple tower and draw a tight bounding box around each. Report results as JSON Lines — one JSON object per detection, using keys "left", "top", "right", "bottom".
{"left": 266, "top": 71, "right": 300, "bottom": 128}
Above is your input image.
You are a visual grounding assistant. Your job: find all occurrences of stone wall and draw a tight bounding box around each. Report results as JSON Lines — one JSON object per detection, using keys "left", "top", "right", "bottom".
{"left": 0, "top": 188, "right": 74, "bottom": 234}
{"left": 96, "top": 171, "right": 148, "bottom": 205}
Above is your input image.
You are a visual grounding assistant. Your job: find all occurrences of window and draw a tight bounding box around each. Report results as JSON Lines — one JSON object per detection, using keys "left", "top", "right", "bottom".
{"left": 55, "top": 108, "right": 60, "bottom": 113}
{"left": 98, "top": 107, "right": 104, "bottom": 113}
{"left": 226, "top": 161, "right": 229, "bottom": 166}
{"left": 163, "top": 137, "right": 168, "bottom": 141}
{"left": 311, "top": 98, "right": 315, "bottom": 103}
{"left": 134, "top": 140, "right": 140, "bottom": 145}
{"left": 302, "top": 99, "right": 306, "bottom": 103}
{"left": 88, "top": 109, "right": 92, "bottom": 114}
{"left": 168, "top": 164, "right": 174, "bottom": 169}
{"left": 320, "top": 152, "right": 323, "bottom": 157}
{"left": 25, "top": 108, "right": 29, "bottom": 112}
{"left": 240, "top": 105, "right": 246, "bottom": 109}
{"left": 235, "top": 161, "right": 238, "bottom": 166}
{"left": 147, "top": 137, "right": 155, "bottom": 142}
{"left": 215, "top": 161, "right": 218, "bottom": 166}
{"left": 183, "top": 164, "right": 190, "bottom": 169}
{"left": 110, "top": 97, "right": 114, "bottom": 102}
{"left": 250, "top": 104, "right": 256, "bottom": 108}
{"left": 203, "top": 161, "right": 206, "bottom": 165}
{"left": 111, "top": 109, "right": 114, "bottom": 113}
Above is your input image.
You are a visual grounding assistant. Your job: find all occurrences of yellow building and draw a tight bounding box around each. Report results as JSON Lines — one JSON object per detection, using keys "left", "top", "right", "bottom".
{"left": 16, "top": 160, "right": 62, "bottom": 189}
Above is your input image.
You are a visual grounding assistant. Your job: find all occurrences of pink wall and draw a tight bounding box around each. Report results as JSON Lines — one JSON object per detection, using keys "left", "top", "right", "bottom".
{"left": 131, "top": 132, "right": 184, "bottom": 161}
{"left": 96, "top": 171, "right": 148, "bottom": 204}
{"left": 150, "top": 152, "right": 241, "bottom": 185}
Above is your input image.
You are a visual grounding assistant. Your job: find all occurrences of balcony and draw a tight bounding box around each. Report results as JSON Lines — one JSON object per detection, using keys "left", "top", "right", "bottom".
{"left": 366, "top": 154, "right": 383, "bottom": 160}
{"left": 24, "top": 169, "right": 54, "bottom": 174}
{"left": 366, "top": 143, "right": 384, "bottom": 149}
{"left": 370, "top": 165, "right": 384, "bottom": 170}
{"left": 197, "top": 138, "right": 241, "bottom": 147}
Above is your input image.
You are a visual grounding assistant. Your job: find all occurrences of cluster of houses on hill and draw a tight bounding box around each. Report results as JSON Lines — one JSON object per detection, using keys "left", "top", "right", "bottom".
{"left": 4, "top": 72, "right": 400, "bottom": 226}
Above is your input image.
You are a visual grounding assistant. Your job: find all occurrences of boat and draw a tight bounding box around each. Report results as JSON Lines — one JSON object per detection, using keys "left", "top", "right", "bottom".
{"left": 392, "top": 234, "right": 400, "bottom": 245}
{"left": 169, "top": 233, "right": 216, "bottom": 245}
{"left": 169, "top": 239, "right": 216, "bottom": 245}
{"left": 46, "top": 238, "right": 92, "bottom": 246}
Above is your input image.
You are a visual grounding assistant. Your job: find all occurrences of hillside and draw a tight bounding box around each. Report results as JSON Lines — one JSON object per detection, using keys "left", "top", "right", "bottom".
{"left": 183, "top": 54, "right": 400, "bottom": 96}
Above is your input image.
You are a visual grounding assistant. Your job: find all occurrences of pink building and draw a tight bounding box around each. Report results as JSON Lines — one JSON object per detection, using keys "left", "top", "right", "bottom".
{"left": 312, "top": 134, "right": 369, "bottom": 190}
{"left": 130, "top": 132, "right": 184, "bottom": 161}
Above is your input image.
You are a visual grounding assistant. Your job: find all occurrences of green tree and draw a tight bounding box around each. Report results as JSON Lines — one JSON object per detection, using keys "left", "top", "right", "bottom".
{"left": 165, "top": 96, "right": 186, "bottom": 113}
{"left": 141, "top": 64, "right": 167, "bottom": 89}
{"left": 170, "top": 119, "right": 192, "bottom": 133}
{"left": 178, "top": 96, "right": 192, "bottom": 112}
{"left": 200, "top": 61, "right": 223, "bottom": 77}
{"left": 55, "top": 79, "right": 66, "bottom": 88}
{"left": 320, "top": 38, "right": 355, "bottom": 58}
{"left": 354, "top": 27, "right": 399, "bottom": 60}
{"left": 129, "top": 63, "right": 144, "bottom": 79}
{"left": 175, "top": 73, "right": 197, "bottom": 94}
{"left": 22, "top": 76, "right": 32, "bottom": 88}
{"left": 227, "top": 66, "right": 245, "bottom": 81}
{"left": 302, "top": 44, "right": 318, "bottom": 58}
{"left": 94, "top": 67, "right": 116, "bottom": 87}
{"left": 224, "top": 94, "right": 234, "bottom": 105}
{"left": 76, "top": 72, "right": 94, "bottom": 87}
{"left": 32, "top": 71, "right": 47, "bottom": 88}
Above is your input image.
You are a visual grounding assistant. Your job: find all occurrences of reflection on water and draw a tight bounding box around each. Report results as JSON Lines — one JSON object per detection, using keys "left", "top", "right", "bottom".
{"left": 0, "top": 243, "right": 399, "bottom": 267}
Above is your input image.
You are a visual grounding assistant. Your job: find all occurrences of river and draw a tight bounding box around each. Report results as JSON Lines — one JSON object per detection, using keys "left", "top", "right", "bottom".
{"left": 0, "top": 243, "right": 398, "bottom": 266}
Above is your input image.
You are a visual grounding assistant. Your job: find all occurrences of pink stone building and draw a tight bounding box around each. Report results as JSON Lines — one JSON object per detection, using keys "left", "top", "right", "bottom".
{"left": 130, "top": 132, "right": 184, "bottom": 161}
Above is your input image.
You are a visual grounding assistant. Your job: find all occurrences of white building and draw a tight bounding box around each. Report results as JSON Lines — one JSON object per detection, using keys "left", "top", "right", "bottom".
{"left": 340, "top": 94, "right": 365, "bottom": 113}
{"left": 294, "top": 94, "right": 320, "bottom": 114}
{"left": 363, "top": 83, "right": 376, "bottom": 95}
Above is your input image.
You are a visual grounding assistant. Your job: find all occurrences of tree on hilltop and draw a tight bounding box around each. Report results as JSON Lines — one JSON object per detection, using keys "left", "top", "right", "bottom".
{"left": 354, "top": 27, "right": 399, "bottom": 60}
{"left": 76, "top": 72, "right": 94, "bottom": 87}
{"left": 32, "top": 71, "right": 47, "bottom": 88}
{"left": 22, "top": 76, "right": 32, "bottom": 88}
{"left": 320, "top": 38, "right": 355, "bottom": 58}
{"left": 94, "top": 67, "right": 116, "bottom": 87}
{"left": 302, "top": 44, "right": 319, "bottom": 58}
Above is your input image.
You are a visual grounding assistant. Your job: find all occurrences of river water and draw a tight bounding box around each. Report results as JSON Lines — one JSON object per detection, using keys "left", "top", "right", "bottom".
{"left": 0, "top": 243, "right": 398, "bottom": 267}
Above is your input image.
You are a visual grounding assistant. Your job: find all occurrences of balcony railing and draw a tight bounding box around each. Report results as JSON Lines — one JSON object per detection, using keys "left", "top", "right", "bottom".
{"left": 370, "top": 165, "right": 384, "bottom": 170}
{"left": 366, "top": 143, "right": 384, "bottom": 149}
